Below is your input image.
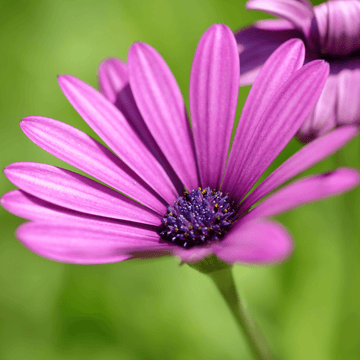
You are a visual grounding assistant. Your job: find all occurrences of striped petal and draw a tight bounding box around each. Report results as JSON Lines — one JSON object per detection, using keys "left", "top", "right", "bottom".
{"left": 17, "top": 222, "right": 167, "bottom": 264}
{"left": 21, "top": 116, "right": 166, "bottom": 214}
{"left": 4, "top": 163, "right": 161, "bottom": 225}
{"left": 240, "top": 126, "right": 358, "bottom": 211}
{"left": 58, "top": 75, "right": 177, "bottom": 204}
{"left": 245, "top": 168, "right": 360, "bottom": 221}
{"left": 128, "top": 42, "right": 198, "bottom": 191}
{"left": 190, "top": 24, "right": 239, "bottom": 189}
{"left": 223, "top": 60, "right": 329, "bottom": 202}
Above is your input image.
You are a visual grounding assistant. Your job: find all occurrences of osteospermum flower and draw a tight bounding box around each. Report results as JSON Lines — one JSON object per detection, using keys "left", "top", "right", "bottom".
{"left": 2, "top": 24, "right": 359, "bottom": 265}
{"left": 236, "top": 0, "right": 360, "bottom": 142}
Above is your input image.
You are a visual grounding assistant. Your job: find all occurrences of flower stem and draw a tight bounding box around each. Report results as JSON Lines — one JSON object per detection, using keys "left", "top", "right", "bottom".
{"left": 209, "top": 267, "right": 275, "bottom": 360}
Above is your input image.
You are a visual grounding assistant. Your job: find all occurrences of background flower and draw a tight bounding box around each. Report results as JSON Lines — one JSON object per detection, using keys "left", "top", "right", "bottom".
{"left": 1, "top": 1, "right": 360, "bottom": 359}
{"left": 236, "top": 0, "right": 360, "bottom": 142}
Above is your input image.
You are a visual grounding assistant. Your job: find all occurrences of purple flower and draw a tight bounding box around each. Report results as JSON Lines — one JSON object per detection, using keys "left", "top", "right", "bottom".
{"left": 2, "top": 24, "right": 359, "bottom": 265}
{"left": 236, "top": 0, "right": 360, "bottom": 142}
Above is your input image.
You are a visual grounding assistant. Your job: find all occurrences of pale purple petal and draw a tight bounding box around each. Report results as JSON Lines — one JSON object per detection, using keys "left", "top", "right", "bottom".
{"left": 20, "top": 116, "right": 166, "bottom": 214}
{"left": 246, "top": 0, "right": 314, "bottom": 38}
{"left": 224, "top": 39, "right": 305, "bottom": 190}
{"left": 189, "top": 24, "right": 239, "bottom": 189}
{"left": 128, "top": 42, "right": 198, "bottom": 191}
{"left": 246, "top": 168, "right": 360, "bottom": 221}
{"left": 241, "top": 126, "right": 358, "bottom": 211}
{"left": 17, "top": 222, "right": 167, "bottom": 264}
{"left": 296, "top": 74, "right": 338, "bottom": 142}
{"left": 337, "top": 68, "right": 360, "bottom": 125}
{"left": 212, "top": 219, "right": 293, "bottom": 265}
{"left": 314, "top": 1, "right": 360, "bottom": 56}
{"left": 236, "top": 19, "right": 302, "bottom": 86}
{"left": 4, "top": 162, "right": 161, "bottom": 225}
{"left": 58, "top": 75, "right": 177, "bottom": 204}
{"left": 223, "top": 60, "right": 329, "bottom": 202}
{"left": 98, "top": 58, "right": 128, "bottom": 103}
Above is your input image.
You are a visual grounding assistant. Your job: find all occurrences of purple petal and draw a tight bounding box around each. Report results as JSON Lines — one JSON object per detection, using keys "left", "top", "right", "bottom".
{"left": 246, "top": 168, "right": 360, "bottom": 221}
{"left": 337, "top": 68, "right": 360, "bottom": 125}
{"left": 212, "top": 219, "right": 293, "bottom": 265}
{"left": 236, "top": 19, "right": 302, "bottom": 86}
{"left": 241, "top": 126, "right": 358, "bottom": 211}
{"left": 246, "top": 0, "right": 314, "bottom": 38}
{"left": 314, "top": 1, "right": 360, "bottom": 56}
{"left": 222, "top": 39, "right": 305, "bottom": 198}
{"left": 128, "top": 42, "right": 198, "bottom": 191}
{"left": 21, "top": 116, "right": 166, "bottom": 214}
{"left": 58, "top": 75, "right": 177, "bottom": 204}
{"left": 189, "top": 24, "right": 239, "bottom": 189}
{"left": 17, "top": 222, "right": 167, "bottom": 264}
{"left": 223, "top": 60, "right": 329, "bottom": 202}
{"left": 98, "top": 58, "right": 128, "bottom": 103}
{"left": 4, "top": 162, "right": 161, "bottom": 225}
{"left": 296, "top": 74, "right": 338, "bottom": 142}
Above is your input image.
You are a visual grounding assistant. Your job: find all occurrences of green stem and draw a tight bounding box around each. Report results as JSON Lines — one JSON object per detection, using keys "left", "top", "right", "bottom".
{"left": 209, "top": 267, "right": 275, "bottom": 360}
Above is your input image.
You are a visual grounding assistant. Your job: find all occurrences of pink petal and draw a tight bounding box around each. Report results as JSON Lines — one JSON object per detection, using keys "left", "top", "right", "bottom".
{"left": 246, "top": 168, "right": 360, "bottom": 221}
{"left": 16, "top": 222, "right": 167, "bottom": 264}
{"left": 4, "top": 162, "right": 161, "bottom": 225}
{"left": 21, "top": 116, "right": 166, "bottom": 214}
{"left": 212, "top": 219, "right": 293, "bottom": 265}
{"left": 246, "top": 0, "right": 314, "bottom": 38}
{"left": 296, "top": 74, "right": 338, "bottom": 142}
{"left": 98, "top": 57, "right": 128, "bottom": 103}
{"left": 58, "top": 75, "right": 177, "bottom": 204}
{"left": 189, "top": 24, "right": 239, "bottom": 189}
{"left": 171, "top": 247, "right": 213, "bottom": 263}
{"left": 337, "top": 68, "right": 360, "bottom": 125}
{"left": 223, "top": 60, "right": 329, "bottom": 202}
{"left": 236, "top": 19, "right": 301, "bottom": 86}
{"left": 128, "top": 42, "right": 198, "bottom": 191}
{"left": 241, "top": 126, "right": 358, "bottom": 211}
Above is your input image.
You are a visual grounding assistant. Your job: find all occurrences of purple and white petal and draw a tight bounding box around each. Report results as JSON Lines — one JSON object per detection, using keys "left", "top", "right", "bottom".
{"left": 21, "top": 116, "right": 166, "bottom": 214}
{"left": 128, "top": 42, "right": 198, "bottom": 191}
{"left": 212, "top": 219, "right": 293, "bottom": 265}
{"left": 4, "top": 163, "right": 161, "bottom": 225}
{"left": 224, "top": 59, "right": 329, "bottom": 202}
{"left": 247, "top": 0, "right": 314, "bottom": 38}
{"left": 314, "top": 1, "right": 360, "bottom": 56}
{"left": 98, "top": 58, "right": 128, "bottom": 103}
{"left": 337, "top": 68, "right": 360, "bottom": 125}
{"left": 245, "top": 168, "right": 360, "bottom": 221}
{"left": 236, "top": 19, "right": 302, "bottom": 86}
{"left": 58, "top": 75, "right": 177, "bottom": 204}
{"left": 190, "top": 24, "right": 239, "bottom": 189}
{"left": 17, "top": 222, "right": 167, "bottom": 265}
{"left": 240, "top": 126, "right": 358, "bottom": 211}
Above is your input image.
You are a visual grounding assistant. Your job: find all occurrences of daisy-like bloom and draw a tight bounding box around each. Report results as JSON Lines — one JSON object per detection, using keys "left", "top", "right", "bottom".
{"left": 2, "top": 24, "right": 359, "bottom": 265}
{"left": 236, "top": 0, "right": 360, "bottom": 143}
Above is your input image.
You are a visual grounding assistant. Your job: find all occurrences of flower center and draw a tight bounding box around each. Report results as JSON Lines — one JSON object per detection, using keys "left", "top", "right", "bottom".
{"left": 159, "top": 187, "right": 235, "bottom": 249}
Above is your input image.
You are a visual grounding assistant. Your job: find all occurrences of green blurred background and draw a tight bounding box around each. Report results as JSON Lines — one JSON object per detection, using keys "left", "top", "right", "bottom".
{"left": 1, "top": 0, "right": 360, "bottom": 359}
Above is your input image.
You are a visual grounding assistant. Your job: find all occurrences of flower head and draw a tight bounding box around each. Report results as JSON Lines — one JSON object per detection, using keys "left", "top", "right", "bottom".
{"left": 2, "top": 24, "right": 359, "bottom": 265}
{"left": 236, "top": 0, "right": 360, "bottom": 142}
